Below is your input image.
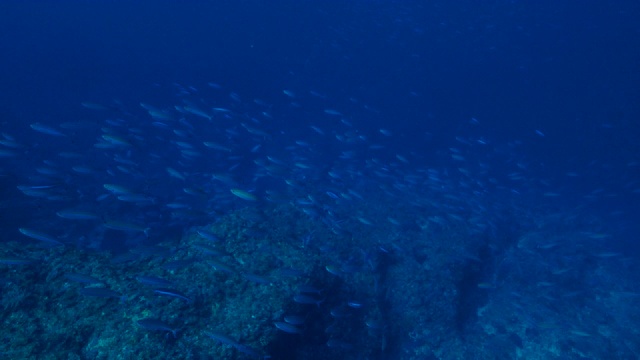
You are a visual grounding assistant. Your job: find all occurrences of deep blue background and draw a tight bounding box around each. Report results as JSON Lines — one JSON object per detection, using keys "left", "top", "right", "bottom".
{"left": 0, "top": 1, "right": 638, "bottom": 247}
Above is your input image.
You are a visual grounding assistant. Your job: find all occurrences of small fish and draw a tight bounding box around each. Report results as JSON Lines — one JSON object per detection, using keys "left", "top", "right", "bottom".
{"left": 242, "top": 273, "right": 271, "bottom": 285}
{"left": 203, "top": 330, "right": 263, "bottom": 358}
{"left": 196, "top": 230, "right": 220, "bottom": 242}
{"left": 274, "top": 322, "right": 302, "bottom": 334}
{"left": 81, "top": 102, "right": 109, "bottom": 111}
{"left": 0, "top": 139, "right": 22, "bottom": 148}
{"left": 135, "top": 276, "right": 174, "bottom": 287}
{"left": 207, "top": 259, "right": 236, "bottom": 274}
{"left": 277, "top": 267, "right": 305, "bottom": 278}
{"left": 310, "top": 125, "right": 325, "bottom": 135}
{"left": 537, "top": 242, "right": 560, "bottom": 250}
{"left": 330, "top": 306, "right": 351, "bottom": 318}
{"left": 103, "top": 184, "right": 132, "bottom": 194}
{"left": 477, "top": 282, "right": 496, "bottom": 289}
{"left": 387, "top": 217, "right": 400, "bottom": 225}
{"left": 18, "top": 228, "right": 63, "bottom": 245}
{"left": 183, "top": 105, "right": 211, "bottom": 120}
{"left": 166, "top": 167, "right": 186, "bottom": 180}
{"left": 153, "top": 288, "right": 193, "bottom": 303}
{"left": 0, "top": 258, "right": 35, "bottom": 265}
{"left": 293, "top": 294, "right": 324, "bottom": 307}
{"left": 64, "top": 273, "right": 103, "bottom": 284}
{"left": 323, "top": 109, "right": 342, "bottom": 116}
{"left": 137, "top": 318, "right": 180, "bottom": 338}
{"left": 116, "top": 194, "right": 155, "bottom": 204}
{"left": 203, "top": 331, "right": 240, "bottom": 347}
{"left": 283, "top": 315, "right": 306, "bottom": 325}
{"left": 296, "top": 284, "right": 323, "bottom": 294}
{"left": 102, "top": 134, "right": 131, "bottom": 147}
{"left": 30, "top": 123, "right": 66, "bottom": 137}
{"left": 325, "top": 191, "right": 339, "bottom": 199}
{"left": 161, "top": 259, "right": 195, "bottom": 270}
{"left": 103, "top": 220, "right": 149, "bottom": 236}
{"left": 0, "top": 149, "right": 18, "bottom": 157}
{"left": 364, "top": 319, "right": 385, "bottom": 330}
{"left": 79, "top": 287, "right": 125, "bottom": 301}
{"left": 326, "top": 339, "right": 353, "bottom": 350}
{"left": 325, "top": 265, "right": 343, "bottom": 276}
{"left": 356, "top": 216, "right": 373, "bottom": 226}
{"left": 56, "top": 210, "right": 99, "bottom": 220}
{"left": 594, "top": 252, "right": 620, "bottom": 258}
{"left": 569, "top": 329, "right": 591, "bottom": 337}
{"left": 230, "top": 188, "right": 257, "bottom": 201}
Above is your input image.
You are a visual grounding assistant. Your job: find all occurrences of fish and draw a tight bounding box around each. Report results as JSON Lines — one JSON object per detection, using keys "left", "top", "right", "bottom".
{"left": 64, "top": 273, "right": 103, "bottom": 284}
{"left": 326, "top": 339, "right": 353, "bottom": 350}
{"left": 166, "top": 167, "right": 186, "bottom": 180}
{"left": 153, "top": 288, "right": 193, "bottom": 303}
{"left": 207, "top": 259, "right": 236, "bottom": 274}
{"left": 161, "top": 258, "right": 196, "bottom": 270}
{"left": 130, "top": 245, "right": 172, "bottom": 258}
{"left": 296, "top": 284, "right": 323, "bottom": 294}
{"left": 242, "top": 273, "right": 272, "bottom": 285}
{"left": 569, "top": 330, "right": 591, "bottom": 337}
{"left": 78, "top": 287, "right": 125, "bottom": 301}
{"left": 166, "top": 203, "right": 190, "bottom": 209}
{"left": 182, "top": 105, "right": 211, "bottom": 120}
{"left": 274, "top": 322, "right": 302, "bottom": 334}
{"left": 101, "top": 134, "right": 132, "bottom": 147}
{"left": 293, "top": 294, "right": 324, "bottom": 307}
{"left": 477, "top": 282, "right": 496, "bottom": 289}
{"left": 30, "top": 123, "right": 66, "bottom": 137}
{"left": 325, "top": 265, "right": 343, "bottom": 276}
{"left": 323, "top": 109, "right": 342, "bottom": 116}
{"left": 329, "top": 306, "right": 352, "bottom": 318}
{"left": 203, "top": 331, "right": 240, "bottom": 347}
{"left": 56, "top": 210, "right": 99, "bottom": 220}
{"left": 283, "top": 315, "right": 306, "bottom": 325}
{"left": 103, "top": 184, "right": 133, "bottom": 195}
{"left": 230, "top": 188, "right": 257, "bottom": 201}
{"left": 277, "top": 268, "right": 305, "bottom": 278}
{"left": 240, "top": 123, "right": 270, "bottom": 138}
{"left": 0, "top": 149, "right": 18, "bottom": 157}
{"left": 192, "top": 243, "right": 226, "bottom": 257}
{"left": 81, "top": 102, "right": 109, "bottom": 111}
{"left": 135, "top": 276, "right": 175, "bottom": 287}
{"left": 116, "top": 194, "right": 155, "bottom": 204}
{"left": 364, "top": 319, "right": 385, "bottom": 330}
{"left": 203, "top": 331, "right": 265, "bottom": 357}
{"left": 0, "top": 258, "right": 35, "bottom": 265}
{"left": 137, "top": 318, "right": 180, "bottom": 338}
{"left": 203, "top": 141, "right": 232, "bottom": 152}
{"left": 0, "top": 139, "right": 23, "bottom": 148}
{"left": 102, "top": 220, "right": 150, "bottom": 236}
{"left": 18, "top": 228, "right": 64, "bottom": 245}
{"left": 196, "top": 229, "right": 220, "bottom": 242}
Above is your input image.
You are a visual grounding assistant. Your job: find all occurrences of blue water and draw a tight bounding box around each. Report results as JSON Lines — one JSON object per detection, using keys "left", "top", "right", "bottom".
{"left": 0, "top": 1, "right": 638, "bottom": 359}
